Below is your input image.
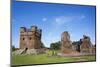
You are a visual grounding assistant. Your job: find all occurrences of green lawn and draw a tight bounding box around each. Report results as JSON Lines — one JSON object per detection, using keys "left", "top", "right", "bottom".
{"left": 12, "top": 53, "right": 96, "bottom": 66}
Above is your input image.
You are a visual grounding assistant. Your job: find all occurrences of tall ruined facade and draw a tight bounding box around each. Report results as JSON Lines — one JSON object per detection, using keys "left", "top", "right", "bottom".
{"left": 80, "top": 35, "right": 93, "bottom": 54}
{"left": 61, "top": 31, "right": 72, "bottom": 54}
{"left": 59, "top": 31, "right": 95, "bottom": 56}
{"left": 20, "top": 26, "right": 42, "bottom": 49}
{"left": 61, "top": 31, "right": 79, "bottom": 55}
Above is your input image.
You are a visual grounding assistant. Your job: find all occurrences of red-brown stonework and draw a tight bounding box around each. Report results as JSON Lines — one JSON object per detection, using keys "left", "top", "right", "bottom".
{"left": 20, "top": 26, "right": 42, "bottom": 49}
{"left": 80, "top": 35, "right": 93, "bottom": 53}
{"left": 61, "top": 31, "right": 78, "bottom": 54}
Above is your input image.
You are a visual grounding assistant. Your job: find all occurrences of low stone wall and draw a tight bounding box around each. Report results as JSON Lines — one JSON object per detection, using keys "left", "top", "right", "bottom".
{"left": 12, "top": 48, "right": 45, "bottom": 55}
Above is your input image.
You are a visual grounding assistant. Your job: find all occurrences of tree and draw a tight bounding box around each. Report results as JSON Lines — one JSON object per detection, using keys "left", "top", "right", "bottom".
{"left": 50, "top": 41, "right": 61, "bottom": 56}
{"left": 12, "top": 45, "right": 16, "bottom": 51}
{"left": 72, "top": 39, "right": 82, "bottom": 52}
{"left": 50, "top": 41, "right": 61, "bottom": 50}
{"left": 41, "top": 42, "right": 45, "bottom": 48}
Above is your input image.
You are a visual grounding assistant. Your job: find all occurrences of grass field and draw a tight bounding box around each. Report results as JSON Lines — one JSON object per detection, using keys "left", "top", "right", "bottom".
{"left": 12, "top": 52, "right": 96, "bottom": 66}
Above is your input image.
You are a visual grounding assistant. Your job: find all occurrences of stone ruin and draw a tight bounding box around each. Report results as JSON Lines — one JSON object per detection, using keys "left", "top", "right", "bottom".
{"left": 58, "top": 31, "right": 96, "bottom": 56}
{"left": 59, "top": 31, "right": 80, "bottom": 56}
{"left": 80, "top": 35, "right": 95, "bottom": 55}
{"left": 61, "top": 31, "right": 72, "bottom": 54}
{"left": 20, "top": 26, "right": 42, "bottom": 49}
{"left": 12, "top": 27, "right": 95, "bottom": 56}
{"left": 13, "top": 26, "right": 45, "bottom": 55}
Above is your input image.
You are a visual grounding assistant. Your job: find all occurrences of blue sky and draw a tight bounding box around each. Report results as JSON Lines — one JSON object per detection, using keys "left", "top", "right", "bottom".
{"left": 12, "top": 1, "right": 96, "bottom": 48}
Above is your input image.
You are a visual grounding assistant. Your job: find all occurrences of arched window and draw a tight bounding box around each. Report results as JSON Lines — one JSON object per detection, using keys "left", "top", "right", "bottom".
{"left": 29, "top": 37, "right": 31, "bottom": 40}
{"left": 23, "top": 38, "right": 25, "bottom": 40}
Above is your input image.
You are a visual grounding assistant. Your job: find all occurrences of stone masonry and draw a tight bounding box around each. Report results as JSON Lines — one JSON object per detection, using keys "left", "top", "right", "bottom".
{"left": 20, "top": 26, "right": 42, "bottom": 49}
{"left": 59, "top": 31, "right": 95, "bottom": 56}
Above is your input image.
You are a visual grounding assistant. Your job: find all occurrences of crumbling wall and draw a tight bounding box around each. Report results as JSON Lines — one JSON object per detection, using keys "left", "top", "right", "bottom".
{"left": 80, "top": 35, "right": 92, "bottom": 54}
{"left": 20, "top": 26, "right": 42, "bottom": 49}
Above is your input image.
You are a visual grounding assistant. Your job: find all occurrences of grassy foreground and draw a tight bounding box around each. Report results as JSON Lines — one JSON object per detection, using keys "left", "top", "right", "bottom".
{"left": 12, "top": 52, "right": 96, "bottom": 66}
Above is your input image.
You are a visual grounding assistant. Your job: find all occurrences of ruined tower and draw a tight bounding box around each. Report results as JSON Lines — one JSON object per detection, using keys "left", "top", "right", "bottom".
{"left": 59, "top": 31, "right": 80, "bottom": 56}
{"left": 61, "top": 31, "right": 72, "bottom": 54}
{"left": 80, "top": 35, "right": 92, "bottom": 54}
{"left": 61, "top": 31, "right": 71, "bottom": 49}
{"left": 20, "top": 26, "right": 42, "bottom": 49}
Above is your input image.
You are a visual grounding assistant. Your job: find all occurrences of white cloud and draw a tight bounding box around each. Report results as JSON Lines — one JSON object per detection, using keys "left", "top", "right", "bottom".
{"left": 55, "top": 16, "right": 70, "bottom": 25}
{"left": 42, "top": 17, "right": 47, "bottom": 22}
{"left": 80, "top": 15, "right": 86, "bottom": 19}
{"left": 53, "top": 15, "right": 86, "bottom": 25}
{"left": 41, "top": 15, "right": 86, "bottom": 25}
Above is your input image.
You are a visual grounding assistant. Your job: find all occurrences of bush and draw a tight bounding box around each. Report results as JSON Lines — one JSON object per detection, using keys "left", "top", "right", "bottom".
{"left": 50, "top": 41, "right": 61, "bottom": 50}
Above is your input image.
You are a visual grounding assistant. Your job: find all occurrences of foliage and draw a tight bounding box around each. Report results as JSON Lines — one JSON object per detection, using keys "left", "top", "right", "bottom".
{"left": 12, "top": 45, "right": 16, "bottom": 51}
{"left": 50, "top": 41, "right": 61, "bottom": 50}
{"left": 72, "top": 39, "right": 82, "bottom": 46}
{"left": 41, "top": 42, "right": 45, "bottom": 48}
